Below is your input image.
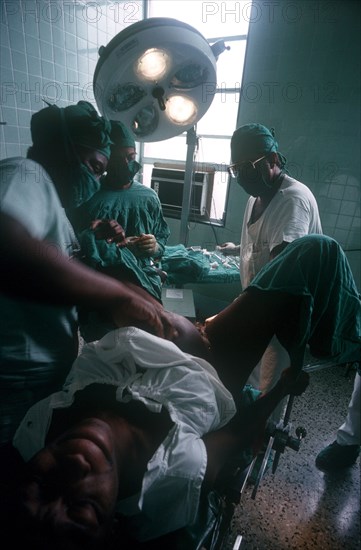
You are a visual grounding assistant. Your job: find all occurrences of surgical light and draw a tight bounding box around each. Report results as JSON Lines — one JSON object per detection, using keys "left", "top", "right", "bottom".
{"left": 93, "top": 17, "right": 218, "bottom": 142}
{"left": 93, "top": 17, "right": 229, "bottom": 245}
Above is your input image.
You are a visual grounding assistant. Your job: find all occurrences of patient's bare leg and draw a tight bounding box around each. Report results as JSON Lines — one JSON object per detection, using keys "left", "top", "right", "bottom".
{"left": 204, "top": 288, "right": 304, "bottom": 395}
{"left": 121, "top": 281, "right": 305, "bottom": 396}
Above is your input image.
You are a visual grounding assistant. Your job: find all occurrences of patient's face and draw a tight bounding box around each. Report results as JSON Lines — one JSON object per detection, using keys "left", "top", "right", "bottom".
{"left": 19, "top": 418, "right": 119, "bottom": 545}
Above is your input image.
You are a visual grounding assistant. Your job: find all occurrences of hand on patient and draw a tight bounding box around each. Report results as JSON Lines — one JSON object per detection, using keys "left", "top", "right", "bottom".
{"left": 111, "top": 289, "right": 178, "bottom": 341}
{"left": 217, "top": 242, "right": 240, "bottom": 256}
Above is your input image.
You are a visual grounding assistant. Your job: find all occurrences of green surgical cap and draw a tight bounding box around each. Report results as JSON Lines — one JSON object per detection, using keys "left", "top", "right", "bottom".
{"left": 110, "top": 120, "right": 135, "bottom": 149}
{"left": 31, "top": 101, "right": 112, "bottom": 159}
{"left": 231, "top": 123, "right": 280, "bottom": 160}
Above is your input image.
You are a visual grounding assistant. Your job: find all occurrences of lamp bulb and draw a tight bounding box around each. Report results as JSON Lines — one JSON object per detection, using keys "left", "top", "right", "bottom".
{"left": 167, "top": 95, "right": 197, "bottom": 125}
{"left": 136, "top": 48, "right": 170, "bottom": 80}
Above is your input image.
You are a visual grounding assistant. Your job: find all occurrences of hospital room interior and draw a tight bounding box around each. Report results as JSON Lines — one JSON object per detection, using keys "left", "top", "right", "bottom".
{"left": 0, "top": 0, "right": 360, "bottom": 549}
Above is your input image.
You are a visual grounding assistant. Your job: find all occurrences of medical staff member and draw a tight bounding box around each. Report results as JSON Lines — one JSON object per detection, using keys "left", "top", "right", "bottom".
{"left": 0, "top": 101, "right": 175, "bottom": 446}
{"left": 72, "top": 120, "right": 170, "bottom": 303}
{"left": 219, "top": 123, "right": 322, "bottom": 417}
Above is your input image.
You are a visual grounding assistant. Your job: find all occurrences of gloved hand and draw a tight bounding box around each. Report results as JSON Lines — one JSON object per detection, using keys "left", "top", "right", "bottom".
{"left": 127, "top": 233, "right": 159, "bottom": 258}
{"left": 216, "top": 242, "right": 240, "bottom": 256}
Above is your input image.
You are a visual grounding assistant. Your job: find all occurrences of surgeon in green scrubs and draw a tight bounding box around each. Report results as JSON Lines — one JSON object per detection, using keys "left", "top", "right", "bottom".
{"left": 0, "top": 102, "right": 175, "bottom": 446}
{"left": 73, "top": 120, "right": 171, "bottom": 306}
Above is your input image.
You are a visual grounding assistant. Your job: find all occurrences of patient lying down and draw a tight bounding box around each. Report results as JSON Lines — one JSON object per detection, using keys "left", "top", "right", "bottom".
{"left": 2, "top": 235, "right": 360, "bottom": 548}
{"left": 4, "top": 327, "right": 308, "bottom": 549}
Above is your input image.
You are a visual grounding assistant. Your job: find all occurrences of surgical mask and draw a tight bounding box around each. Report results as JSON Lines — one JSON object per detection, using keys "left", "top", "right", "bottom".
{"left": 236, "top": 168, "right": 264, "bottom": 195}
{"left": 67, "top": 162, "right": 101, "bottom": 209}
{"left": 236, "top": 173, "right": 244, "bottom": 188}
{"left": 118, "top": 159, "right": 141, "bottom": 183}
{"left": 236, "top": 169, "right": 281, "bottom": 197}
{"left": 105, "top": 159, "right": 141, "bottom": 187}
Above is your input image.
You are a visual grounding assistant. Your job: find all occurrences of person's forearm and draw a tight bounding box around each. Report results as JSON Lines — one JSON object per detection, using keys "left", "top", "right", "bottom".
{"left": 1, "top": 214, "right": 179, "bottom": 339}
{"left": 0, "top": 213, "right": 136, "bottom": 308}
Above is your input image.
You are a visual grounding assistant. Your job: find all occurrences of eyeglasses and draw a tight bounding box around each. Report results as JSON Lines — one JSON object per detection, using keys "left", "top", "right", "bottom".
{"left": 227, "top": 155, "right": 267, "bottom": 179}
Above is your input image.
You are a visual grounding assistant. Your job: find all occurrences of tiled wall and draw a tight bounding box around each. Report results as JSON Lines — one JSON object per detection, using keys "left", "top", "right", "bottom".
{"left": 0, "top": 0, "right": 144, "bottom": 158}
{"left": 226, "top": 0, "right": 361, "bottom": 288}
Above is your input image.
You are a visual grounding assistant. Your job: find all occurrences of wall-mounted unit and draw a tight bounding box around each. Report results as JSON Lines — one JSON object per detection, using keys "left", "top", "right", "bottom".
{"left": 151, "top": 162, "right": 214, "bottom": 221}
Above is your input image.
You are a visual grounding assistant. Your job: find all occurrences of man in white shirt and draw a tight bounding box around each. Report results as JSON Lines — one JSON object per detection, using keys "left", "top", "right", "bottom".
{"left": 219, "top": 123, "right": 322, "bottom": 415}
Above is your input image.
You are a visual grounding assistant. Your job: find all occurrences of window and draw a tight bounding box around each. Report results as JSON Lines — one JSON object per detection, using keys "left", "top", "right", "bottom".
{"left": 138, "top": 0, "right": 251, "bottom": 225}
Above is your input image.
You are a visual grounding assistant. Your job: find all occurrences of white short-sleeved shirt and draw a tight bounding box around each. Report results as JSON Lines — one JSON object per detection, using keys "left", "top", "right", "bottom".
{"left": 240, "top": 174, "right": 322, "bottom": 288}
{"left": 13, "top": 327, "right": 236, "bottom": 541}
{"left": 0, "top": 157, "right": 78, "bottom": 370}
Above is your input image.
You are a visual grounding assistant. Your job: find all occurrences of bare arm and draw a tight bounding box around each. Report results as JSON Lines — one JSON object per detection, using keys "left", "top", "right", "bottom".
{"left": 0, "top": 212, "right": 177, "bottom": 339}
